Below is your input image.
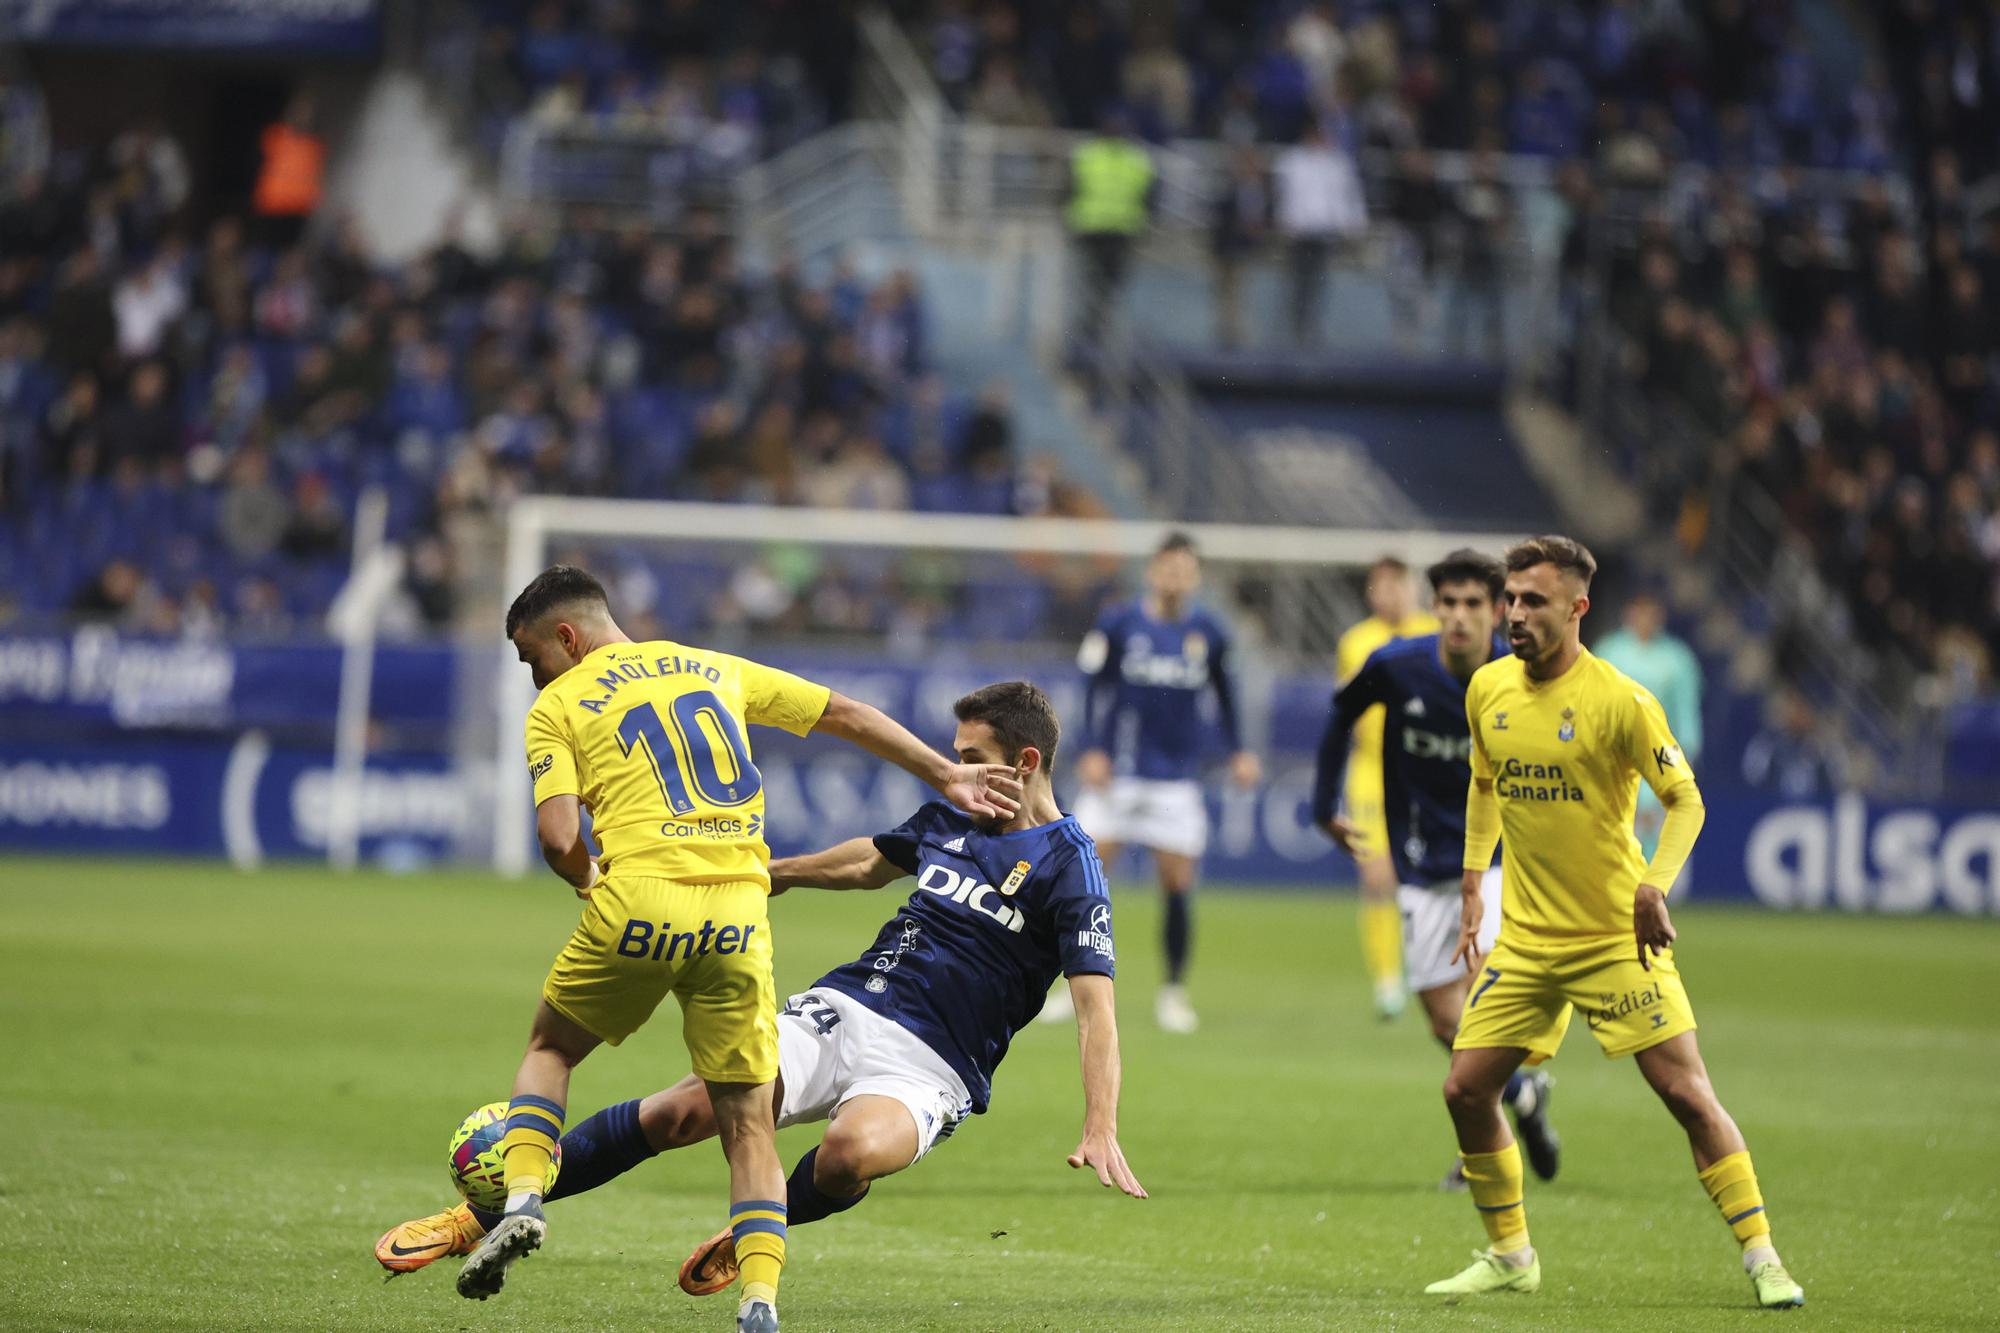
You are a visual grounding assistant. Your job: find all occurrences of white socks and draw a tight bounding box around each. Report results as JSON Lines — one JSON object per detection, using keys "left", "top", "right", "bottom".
{"left": 1743, "top": 1243, "right": 1778, "bottom": 1272}
{"left": 504, "top": 1189, "right": 541, "bottom": 1215}
{"left": 1494, "top": 1244, "right": 1536, "bottom": 1269}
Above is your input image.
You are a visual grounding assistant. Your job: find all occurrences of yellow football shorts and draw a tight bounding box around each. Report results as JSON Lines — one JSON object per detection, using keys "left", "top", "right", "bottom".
{"left": 542, "top": 873, "right": 778, "bottom": 1085}
{"left": 1453, "top": 933, "right": 1697, "bottom": 1063}
{"left": 1341, "top": 757, "right": 1390, "bottom": 860}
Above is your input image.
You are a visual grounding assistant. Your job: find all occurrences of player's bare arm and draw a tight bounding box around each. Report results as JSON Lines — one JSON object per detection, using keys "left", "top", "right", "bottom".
{"left": 814, "top": 691, "right": 1023, "bottom": 819}
{"left": 1633, "top": 883, "right": 1676, "bottom": 969}
{"left": 533, "top": 794, "right": 597, "bottom": 897}
{"left": 767, "top": 839, "right": 902, "bottom": 897}
{"left": 1065, "top": 973, "right": 1147, "bottom": 1198}
{"left": 1452, "top": 866, "right": 1488, "bottom": 972}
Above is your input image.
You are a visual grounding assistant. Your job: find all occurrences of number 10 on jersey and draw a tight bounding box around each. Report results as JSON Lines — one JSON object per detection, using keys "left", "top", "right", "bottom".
{"left": 616, "top": 690, "right": 763, "bottom": 814}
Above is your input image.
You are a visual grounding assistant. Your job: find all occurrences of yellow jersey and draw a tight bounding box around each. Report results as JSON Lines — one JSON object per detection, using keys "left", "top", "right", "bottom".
{"left": 1463, "top": 647, "right": 1699, "bottom": 941}
{"left": 525, "top": 640, "right": 831, "bottom": 886}
{"left": 1334, "top": 611, "right": 1440, "bottom": 772}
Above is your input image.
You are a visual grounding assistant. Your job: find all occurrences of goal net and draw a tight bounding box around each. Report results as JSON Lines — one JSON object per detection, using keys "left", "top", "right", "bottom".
{"left": 489, "top": 497, "right": 1511, "bottom": 883}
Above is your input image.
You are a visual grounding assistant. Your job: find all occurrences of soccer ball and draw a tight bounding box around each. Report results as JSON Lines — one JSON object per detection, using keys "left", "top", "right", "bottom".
{"left": 448, "top": 1101, "right": 561, "bottom": 1212}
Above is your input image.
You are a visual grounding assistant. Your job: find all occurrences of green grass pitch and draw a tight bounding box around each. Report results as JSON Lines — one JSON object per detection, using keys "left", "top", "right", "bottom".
{"left": 2, "top": 858, "right": 1994, "bottom": 1331}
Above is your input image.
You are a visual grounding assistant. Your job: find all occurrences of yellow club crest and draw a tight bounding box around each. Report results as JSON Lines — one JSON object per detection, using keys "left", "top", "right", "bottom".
{"left": 1000, "top": 859, "right": 1032, "bottom": 896}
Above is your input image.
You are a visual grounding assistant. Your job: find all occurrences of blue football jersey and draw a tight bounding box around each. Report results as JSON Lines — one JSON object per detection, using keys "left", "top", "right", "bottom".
{"left": 1078, "top": 599, "right": 1240, "bottom": 781}
{"left": 1311, "top": 634, "right": 1505, "bottom": 885}
{"left": 814, "top": 803, "right": 1115, "bottom": 1112}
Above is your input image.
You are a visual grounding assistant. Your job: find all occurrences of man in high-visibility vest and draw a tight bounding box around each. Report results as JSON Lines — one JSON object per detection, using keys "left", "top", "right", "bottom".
{"left": 1064, "top": 108, "right": 1154, "bottom": 344}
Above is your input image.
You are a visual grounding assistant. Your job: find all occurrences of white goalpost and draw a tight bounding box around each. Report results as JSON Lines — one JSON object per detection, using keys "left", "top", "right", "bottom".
{"left": 492, "top": 495, "right": 1516, "bottom": 874}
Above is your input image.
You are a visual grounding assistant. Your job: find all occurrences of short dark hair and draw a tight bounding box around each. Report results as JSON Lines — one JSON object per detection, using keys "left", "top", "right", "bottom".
{"left": 505, "top": 564, "right": 610, "bottom": 639}
{"left": 1427, "top": 548, "right": 1505, "bottom": 601}
{"left": 1155, "top": 530, "right": 1198, "bottom": 558}
{"left": 1504, "top": 534, "right": 1597, "bottom": 588}
{"left": 953, "top": 681, "right": 1061, "bottom": 769}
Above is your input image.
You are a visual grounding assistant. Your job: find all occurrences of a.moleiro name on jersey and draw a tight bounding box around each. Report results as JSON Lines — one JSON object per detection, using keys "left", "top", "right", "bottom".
{"left": 814, "top": 802, "right": 1115, "bottom": 1113}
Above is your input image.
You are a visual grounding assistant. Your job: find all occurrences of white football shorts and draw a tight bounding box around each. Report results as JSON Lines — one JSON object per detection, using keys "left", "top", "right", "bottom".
{"left": 1071, "top": 777, "right": 1208, "bottom": 858}
{"left": 775, "top": 988, "right": 973, "bottom": 1166}
{"left": 1399, "top": 865, "right": 1503, "bottom": 994}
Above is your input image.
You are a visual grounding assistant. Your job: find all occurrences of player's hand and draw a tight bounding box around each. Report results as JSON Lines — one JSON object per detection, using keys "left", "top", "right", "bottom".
{"left": 942, "top": 763, "right": 1023, "bottom": 820}
{"left": 1077, "top": 749, "right": 1113, "bottom": 790}
{"left": 1633, "top": 883, "right": 1676, "bottom": 970}
{"left": 1320, "top": 815, "right": 1361, "bottom": 856}
{"left": 1450, "top": 869, "right": 1486, "bottom": 974}
{"left": 1228, "top": 750, "right": 1262, "bottom": 788}
{"left": 1068, "top": 1127, "right": 1148, "bottom": 1198}
{"left": 574, "top": 859, "right": 601, "bottom": 900}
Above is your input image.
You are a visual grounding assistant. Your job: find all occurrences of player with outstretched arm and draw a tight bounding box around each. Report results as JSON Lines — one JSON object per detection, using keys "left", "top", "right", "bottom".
{"left": 457, "top": 567, "right": 1021, "bottom": 1333}
{"left": 1312, "top": 549, "right": 1559, "bottom": 1190}
{"left": 1424, "top": 536, "right": 1804, "bottom": 1310}
{"left": 377, "top": 682, "right": 1145, "bottom": 1300}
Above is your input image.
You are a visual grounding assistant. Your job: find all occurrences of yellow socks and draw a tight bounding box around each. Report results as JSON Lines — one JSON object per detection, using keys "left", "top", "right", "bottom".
{"left": 1699, "top": 1151, "right": 1772, "bottom": 1250}
{"left": 1359, "top": 897, "right": 1402, "bottom": 988}
{"left": 1462, "top": 1144, "right": 1531, "bottom": 1254}
{"left": 499, "top": 1094, "right": 564, "bottom": 1206}
{"left": 731, "top": 1199, "right": 787, "bottom": 1307}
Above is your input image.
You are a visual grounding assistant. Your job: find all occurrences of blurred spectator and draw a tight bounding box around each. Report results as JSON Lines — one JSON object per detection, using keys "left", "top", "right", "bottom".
{"left": 1597, "top": 588, "right": 1705, "bottom": 858}
{"left": 1064, "top": 110, "right": 1154, "bottom": 344}
{"left": 1210, "top": 146, "right": 1270, "bottom": 349}
{"left": 102, "top": 361, "right": 178, "bottom": 468}
{"left": 113, "top": 250, "right": 187, "bottom": 360}
{"left": 1741, "top": 690, "right": 1845, "bottom": 797}
{"left": 968, "top": 54, "right": 1051, "bottom": 129}
{"left": 1445, "top": 142, "right": 1509, "bottom": 360}
{"left": 253, "top": 96, "right": 326, "bottom": 250}
{"left": 218, "top": 447, "right": 289, "bottom": 560}
{"left": 1274, "top": 120, "right": 1367, "bottom": 346}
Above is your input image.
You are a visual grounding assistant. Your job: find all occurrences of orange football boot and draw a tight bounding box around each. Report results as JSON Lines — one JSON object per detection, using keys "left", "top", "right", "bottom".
{"left": 375, "top": 1202, "right": 486, "bottom": 1274}
{"left": 677, "top": 1225, "right": 738, "bottom": 1296}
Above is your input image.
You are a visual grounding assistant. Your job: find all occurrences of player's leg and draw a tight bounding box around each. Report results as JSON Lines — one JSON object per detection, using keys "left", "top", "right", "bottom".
{"left": 455, "top": 999, "right": 600, "bottom": 1299}
{"left": 379, "top": 1076, "right": 720, "bottom": 1274}
{"left": 1357, "top": 854, "right": 1403, "bottom": 1019}
{"left": 1408, "top": 873, "right": 1560, "bottom": 1184}
{"left": 1633, "top": 1032, "right": 1804, "bottom": 1308}
{"left": 1426, "top": 1044, "right": 1542, "bottom": 1295}
{"left": 1143, "top": 779, "right": 1206, "bottom": 1033}
{"left": 1153, "top": 848, "right": 1199, "bottom": 1032}
{"left": 1427, "top": 944, "right": 1570, "bottom": 1296}
{"left": 674, "top": 884, "right": 789, "bottom": 1331}
{"left": 684, "top": 995, "right": 969, "bottom": 1300}
{"left": 705, "top": 1078, "right": 787, "bottom": 1327}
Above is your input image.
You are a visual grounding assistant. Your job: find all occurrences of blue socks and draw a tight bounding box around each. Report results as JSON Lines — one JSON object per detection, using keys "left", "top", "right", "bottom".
{"left": 1164, "top": 893, "right": 1192, "bottom": 985}
{"left": 464, "top": 1107, "right": 873, "bottom": 1234}
{"left": 784, "top": 1146, "right": 868, "bottom": 1226}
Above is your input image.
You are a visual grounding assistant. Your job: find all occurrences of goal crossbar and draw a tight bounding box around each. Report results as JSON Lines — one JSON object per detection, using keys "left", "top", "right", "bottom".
{"left": 493, "top": 496, "right": 1519, "bottom": 872}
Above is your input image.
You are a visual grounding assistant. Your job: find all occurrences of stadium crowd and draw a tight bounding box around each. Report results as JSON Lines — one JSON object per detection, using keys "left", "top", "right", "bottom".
{"left": 1592, "top": 160, "right": 2000, "bottom": 697}
{"left": 918, "top": 0, "right": 2000, "bottom": 695}
{"left": 444, "top": 0, "right": 859, "bottom": 170}
{"left": 0, "top": 114, "right": 1102, "bottom": 641}
{"left": 926, "top": 0, "right": 1904, "bottom": 177}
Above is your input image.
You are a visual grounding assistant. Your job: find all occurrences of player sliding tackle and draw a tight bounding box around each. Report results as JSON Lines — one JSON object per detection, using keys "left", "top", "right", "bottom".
{"left": 379, "top": 681, "right": 1146, "bottom": 1298}
{"left": 456, "top": 567, "right": 1022, "bottom": 1333}
{"left": 1312, "top": 549, "right": 1560, "bottom": 1191}
{"left": 1426, "top": 536, "right": 1805, "bottom": 1310}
